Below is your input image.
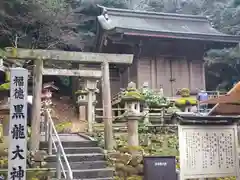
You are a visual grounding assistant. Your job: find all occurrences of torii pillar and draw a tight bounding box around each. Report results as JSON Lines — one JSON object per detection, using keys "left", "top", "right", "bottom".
{"left": 101, "top": 62, "right": 113, "bottom": 150}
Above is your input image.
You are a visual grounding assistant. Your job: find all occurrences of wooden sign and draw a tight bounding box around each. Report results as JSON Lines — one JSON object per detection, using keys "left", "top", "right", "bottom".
{"left": 178, "top": 125, "right": 240, "bottom": 179}
{"left": 8, "top": 68, "right": 28, "bottom": 180}
{"left": 143, "top": 156, "right": 177, "bottom": 180}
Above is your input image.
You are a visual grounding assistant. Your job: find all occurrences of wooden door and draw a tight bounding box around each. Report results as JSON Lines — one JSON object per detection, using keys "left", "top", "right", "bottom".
{"left": 170, "top": 58, "right": 190, "bottom": 95}
{"left": 156, "top": 57, "right": 172, "bottom": 96}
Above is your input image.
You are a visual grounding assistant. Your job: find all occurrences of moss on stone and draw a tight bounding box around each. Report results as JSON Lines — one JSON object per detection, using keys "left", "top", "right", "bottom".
{"left": 121, "top": 91, "right": 144, "bottom": 102}
{"left": 75, "top": 90, "right": 88, "bottom": 95}
{"left": 175, "top": 97, "right": 197, "bottom": 106}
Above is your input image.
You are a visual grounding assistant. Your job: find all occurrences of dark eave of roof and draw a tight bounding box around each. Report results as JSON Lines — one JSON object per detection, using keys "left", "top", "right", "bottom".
{"left": 97, "top": 6, "right": 240, "bottom": 43}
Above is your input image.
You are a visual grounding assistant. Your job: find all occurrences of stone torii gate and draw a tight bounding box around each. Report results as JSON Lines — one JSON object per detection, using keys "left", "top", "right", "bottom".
{"left": 4, "top": 47, "right": 133, "bottom": 151}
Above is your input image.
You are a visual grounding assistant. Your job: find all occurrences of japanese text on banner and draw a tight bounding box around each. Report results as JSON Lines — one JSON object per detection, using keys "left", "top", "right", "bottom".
{"left": 8, "top": 68, "right": 28, "bottom": 180}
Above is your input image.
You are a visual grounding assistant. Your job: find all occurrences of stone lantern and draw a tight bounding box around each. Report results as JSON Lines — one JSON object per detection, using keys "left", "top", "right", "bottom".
{"left": 76, "top": 89, "right": 88, "bottom": 122}
{"left": 121, "top": 82, "right": 144, "bottom": 147}
{"left": 41, "top": 82, "right": 58, "bottom": 132}
{"left": 41, "top": 82, "right": 58, "bottom": 109}
{"left": 175, "top": 113, "right": 240, "bottom": 180}
{"left": 76, "top": 90, "right": 88, "bottom": 105}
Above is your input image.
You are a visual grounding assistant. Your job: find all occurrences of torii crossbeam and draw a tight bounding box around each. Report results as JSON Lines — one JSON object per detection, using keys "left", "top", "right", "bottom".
{"left": 4, "top": 47, "right": 134, "bottom": 151}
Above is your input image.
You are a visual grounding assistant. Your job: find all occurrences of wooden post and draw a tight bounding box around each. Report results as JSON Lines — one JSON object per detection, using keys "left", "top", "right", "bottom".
{"left": 30, "top": 58, "right": 43, "bottom": 151}
{"left": 160, "top": 107, "right": 164, "bottom": 124}
{"left": 143, "top": 105, "right": 149, "bottom": 124}
{"left": 101, "top": 62, "right": 113, "bottom": 150}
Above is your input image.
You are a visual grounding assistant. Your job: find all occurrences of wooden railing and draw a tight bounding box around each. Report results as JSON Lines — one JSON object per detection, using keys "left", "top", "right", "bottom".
{"left": 95, "top": 108, "right": 126, "bottom": 121}
{"left": 108, "top": 90, "right": 226, "bottom": 125}
{"left": 95, "top": 107, "right": 172, "bottom": 124}
{"left": 44, "top": 109, "right": 73, "bottom": 180}
{"left": 111, "top": 90, "right": 226, "bottom": 106}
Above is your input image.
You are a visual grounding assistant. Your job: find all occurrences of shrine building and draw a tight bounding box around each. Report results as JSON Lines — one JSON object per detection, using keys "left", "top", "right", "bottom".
{"left": 95, "top": 6, "right": 240, "bottom": 97}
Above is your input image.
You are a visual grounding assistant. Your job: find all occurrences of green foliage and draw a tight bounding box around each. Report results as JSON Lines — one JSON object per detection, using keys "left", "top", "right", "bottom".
{"left": 179, "top": 88, "right": 190, "bottom": 97}
{"left": 55, "top": 121, "right": 72, "bottom": 133}
{"left": 0, "top": 82, "right": 10, "bottom": 91}
{"left": 94, "top": 124, "right": 236, "bottom": 179}
{"left": 0, "top": 169, "right": 52, "bottom": 180}
{"left": 205, "top": 45, "right": 240, "bottom": 90}
{"left": 201, "top": 1, "right": 240, "bottom": 90}
{"left": 101, "top": 0, "right": 129, "bottom": 8}
{"left": 0, "top": 0, "right": 240, "bottom": 90}
{"left": 166, "top": 105, "right": 181, "bottom": 114}
{"left": 93, "top": 124, "right": 179, "bottom": 179}
{"left": 120, "top": 86, "right": 171, "bottom": 107}
{"left": 122, "top": 91, "right": 144, "bottom": 101}
{"left": 141, "top": 88, "right": 170, "bottom": 107}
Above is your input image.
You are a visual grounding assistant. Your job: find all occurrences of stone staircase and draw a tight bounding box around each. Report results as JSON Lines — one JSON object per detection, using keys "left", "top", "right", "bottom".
{"left": 40, "top": 133, "right": 114, "bottom": 180}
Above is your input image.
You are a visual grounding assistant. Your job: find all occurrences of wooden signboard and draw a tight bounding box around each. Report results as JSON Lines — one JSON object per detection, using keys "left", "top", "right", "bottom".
{"left": 8, "top": 68, "right": 28, "bottom": 180}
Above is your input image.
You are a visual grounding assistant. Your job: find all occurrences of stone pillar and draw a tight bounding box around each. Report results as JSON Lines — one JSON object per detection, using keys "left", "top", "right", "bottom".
{"left": 0, "top": 100, "right": 10, "bottom": 137}
{"left": 87, "top": 90, "right": 93, "bottom": 133}
{"left": 126, "top": 104, "right": 141, "bottom": 147}
{"left": 2, "top": 114, "right": 9, "bottom": 136}
{"left": 78, "top": 79, "right": 86, "bottom": 121}
{"left": 31, "top": 58, "right": 43, "bottom": 151}
{"left": 101, "top": 62, "right": 113, "bottom": 150}
{"left": 85, "top": 78, "right": 98, "bottom": 134}
{"left": 79, "top": 106, "right": 86, "bottom": 121}
{"left": 92, "top": 88, "right": 99, "bottom": 124}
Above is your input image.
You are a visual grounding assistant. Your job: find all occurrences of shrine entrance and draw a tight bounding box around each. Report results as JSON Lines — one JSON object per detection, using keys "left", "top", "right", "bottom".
{"left": 4, "top": 47, "right": 133, "bottom": 151}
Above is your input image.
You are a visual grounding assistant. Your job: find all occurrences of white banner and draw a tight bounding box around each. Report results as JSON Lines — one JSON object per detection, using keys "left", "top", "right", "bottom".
{"left": 8, "top": 68, "right": 28, "bottom": 180}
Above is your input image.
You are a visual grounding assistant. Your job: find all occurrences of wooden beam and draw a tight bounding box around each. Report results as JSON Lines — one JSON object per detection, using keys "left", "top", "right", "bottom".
{"left": 43, "top": 68, "right": 102, "bottom": 78}
{"left": 5, "top": 48, "right": 133, "bottom": 64}
{"left": 30, "top": 59, "right": 43, "bottom": 151}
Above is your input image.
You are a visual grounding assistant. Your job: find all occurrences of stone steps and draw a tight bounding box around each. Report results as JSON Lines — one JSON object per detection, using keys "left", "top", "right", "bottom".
{"left": 74, "top": 178, "right": 113, "bottom": 180}
{"left": 46, "top": 161, "right": 108, "bottom": 169}
{"left": 65, "top": 168, "right": 113, "bottom": 179}
{"left": 45, "top": 153, "right": 105, "bottom": 162}
{"left": 42, "top": 147, "right": 103, "bottom": 154}
{"left": 40, "top": 140, "right": 98, "bottom": 149}
{"left": 40, "top": 133, "right": 113, "bottom": 179}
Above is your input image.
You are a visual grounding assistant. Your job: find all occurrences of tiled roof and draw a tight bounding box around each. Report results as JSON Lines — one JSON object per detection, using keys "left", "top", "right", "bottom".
{"left": 98, "top": 6, "right": 240, "bottom": 43}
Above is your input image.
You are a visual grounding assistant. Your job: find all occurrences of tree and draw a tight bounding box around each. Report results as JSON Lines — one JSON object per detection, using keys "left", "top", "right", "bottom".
{"left": 201, "top": 1, "right": 240, "bottom": 90}
{"left": 1, "top": 0, "right": 239, "bottom": 90}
